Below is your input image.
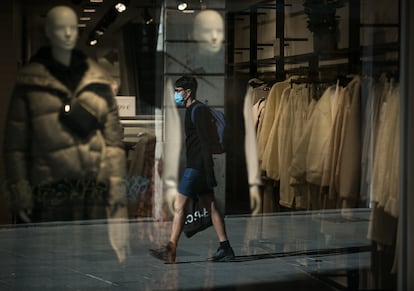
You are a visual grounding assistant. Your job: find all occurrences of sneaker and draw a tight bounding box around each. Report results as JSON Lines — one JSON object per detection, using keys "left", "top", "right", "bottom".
{"left": 149, "top": 241, "right": 176, "bottom": 264}
{"left": 210, "top": 246, "right": 235, "bottom": 262}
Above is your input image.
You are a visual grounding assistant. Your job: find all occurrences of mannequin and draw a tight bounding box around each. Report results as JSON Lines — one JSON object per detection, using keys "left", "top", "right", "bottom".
{"left": 45, "top": 6, "right": 78, "bottom": 66}
{"left": 4, "top": 6, "right": 129, "bottom": 263}
{"left": 192, "top": 9, "right": 224, "bottom": 56}
{"left": 184, "top": 9, "right": 225, "bottom": 73}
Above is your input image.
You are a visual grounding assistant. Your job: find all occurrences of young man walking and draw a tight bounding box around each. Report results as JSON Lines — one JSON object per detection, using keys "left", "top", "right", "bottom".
{"left": 150, "top": 76, "right": 234, "bottom": 263}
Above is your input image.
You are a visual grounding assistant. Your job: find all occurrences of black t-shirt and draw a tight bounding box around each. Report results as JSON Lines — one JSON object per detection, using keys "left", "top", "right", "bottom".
{"left": 184, "top": 101, "right": 217, "bottom": 188}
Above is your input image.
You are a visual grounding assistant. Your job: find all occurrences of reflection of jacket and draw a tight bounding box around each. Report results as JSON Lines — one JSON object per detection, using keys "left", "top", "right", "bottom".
{"left": 4, "top": 49, "right": 126, "bottom": 208}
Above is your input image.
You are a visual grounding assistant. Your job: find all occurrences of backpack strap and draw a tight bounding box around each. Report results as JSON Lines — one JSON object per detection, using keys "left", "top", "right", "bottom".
{"left": 190, "top": 102, "right": 206, "bottom": 124}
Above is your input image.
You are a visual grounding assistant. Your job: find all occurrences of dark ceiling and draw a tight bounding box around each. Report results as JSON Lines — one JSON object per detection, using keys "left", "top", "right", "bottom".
{"left": 19, "top": 0, "right": 268, "bottom": 55}
{"left": 20, "top": 0, "right": 159, "bottom": 51}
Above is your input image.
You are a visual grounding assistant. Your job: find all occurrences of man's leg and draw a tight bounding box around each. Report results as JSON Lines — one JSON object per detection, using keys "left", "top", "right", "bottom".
{"left": 201, "top": 194, "right": 228, "bottom": 241}
{"left": 200, "top": 194, "right": 235, "bottom": 261}
{"left": 149, "top": 191, "right": 188, "bottom": 263}
{"left": 169, "top": 192, "right": 188, "bottom": 244}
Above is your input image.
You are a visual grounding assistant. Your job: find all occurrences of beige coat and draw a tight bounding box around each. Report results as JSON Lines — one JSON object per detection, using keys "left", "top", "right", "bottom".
{"left": 4, "top": 58, "right": 126, "bottom": 209}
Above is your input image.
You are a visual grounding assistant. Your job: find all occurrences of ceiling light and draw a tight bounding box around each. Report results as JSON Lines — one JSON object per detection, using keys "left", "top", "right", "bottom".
{"left": 95, "top": 29, "right": 105, "bottom": 36}
{"left": 83, "top": 8, "right": 96, "bottom": 13}
{"left": 143, "top": 8, "right": 154, "bottom": 24}
{"left": 177, "top": 1, "right": 188, "bottom": 11}
{"left": 115, "top": 2, "right": 127, "bottom": 13}
{"left": 89, "top": 39, "right": 98, "bottom": 46}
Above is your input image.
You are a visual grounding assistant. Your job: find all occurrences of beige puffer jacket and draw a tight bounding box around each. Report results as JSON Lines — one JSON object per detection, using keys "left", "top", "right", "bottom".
{"left": 4, "top": 58, "right": 126, "bottom": 209}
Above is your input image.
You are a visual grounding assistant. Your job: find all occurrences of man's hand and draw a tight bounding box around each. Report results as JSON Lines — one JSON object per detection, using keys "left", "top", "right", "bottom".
{"left": 12, "top": 180, "right": 33, "bottom": 223}
{"left": 249, "top": 185, "right": 262, "bottom": 215}
{"left": 107, "top": 177, "right": 130, "bottom": 264}
{"left": 18, "top": 209, "right": 32, "bottom": 223}
{"left": 107, "top": 177, "right": 128, "bottom": 217}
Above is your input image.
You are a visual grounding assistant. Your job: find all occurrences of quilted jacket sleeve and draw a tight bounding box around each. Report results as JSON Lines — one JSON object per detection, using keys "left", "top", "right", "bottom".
{"left": 4, "top": 85, "right": 33, "bottom": 209}
{"left": 97, "top": 86, "right": 127, "bottom": 182}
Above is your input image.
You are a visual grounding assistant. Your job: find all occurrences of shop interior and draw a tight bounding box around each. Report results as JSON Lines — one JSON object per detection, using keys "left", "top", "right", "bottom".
{"left": 0, "top": 0, "right": 406, "bottom": 290}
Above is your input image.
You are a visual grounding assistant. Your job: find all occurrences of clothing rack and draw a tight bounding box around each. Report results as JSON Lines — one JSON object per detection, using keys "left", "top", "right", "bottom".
{"left": 289, "top": 74, "right": 354, "bottom": 87}
{"left": 227, "top": 1, "right": 401, "bottom": 290}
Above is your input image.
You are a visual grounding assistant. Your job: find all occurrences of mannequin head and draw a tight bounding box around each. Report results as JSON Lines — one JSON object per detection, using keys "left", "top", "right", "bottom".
{"left": 192, "top": 10, "right": 224, "bottom": 55}
{"left": 45, "top": 6, "right": 78, "bottom": 65}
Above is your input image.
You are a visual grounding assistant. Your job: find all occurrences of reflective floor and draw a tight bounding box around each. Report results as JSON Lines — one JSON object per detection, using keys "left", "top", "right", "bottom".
{"left": 0, "top": 209, "right": 371, "bottom": 290}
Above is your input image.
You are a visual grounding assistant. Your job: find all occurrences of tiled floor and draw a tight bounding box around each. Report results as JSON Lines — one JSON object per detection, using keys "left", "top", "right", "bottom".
{"left": 0, "top": 209, "right": 372, "bottom": 290}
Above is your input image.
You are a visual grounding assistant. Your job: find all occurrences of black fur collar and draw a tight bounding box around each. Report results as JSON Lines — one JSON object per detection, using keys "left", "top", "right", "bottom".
{"left": 30, "top": 46, "right": 88, "bottom": 92}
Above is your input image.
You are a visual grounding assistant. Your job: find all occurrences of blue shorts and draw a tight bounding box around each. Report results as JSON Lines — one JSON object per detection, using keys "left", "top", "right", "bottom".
{"left": 178, "top": 168, "right": 213, "bottom": 197}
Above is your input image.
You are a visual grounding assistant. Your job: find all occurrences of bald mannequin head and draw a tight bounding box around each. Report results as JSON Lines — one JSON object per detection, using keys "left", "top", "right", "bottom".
{"left": 45, "top": 6, "right": 78, "bottom": 65}
{"left": 192, "top": 10, "right": 224, "bottom": 55}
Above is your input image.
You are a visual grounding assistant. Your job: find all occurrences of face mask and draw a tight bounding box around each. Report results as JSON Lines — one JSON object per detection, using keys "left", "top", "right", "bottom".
{"left": 174, "top": 91, "right": 185, "bottom": 106}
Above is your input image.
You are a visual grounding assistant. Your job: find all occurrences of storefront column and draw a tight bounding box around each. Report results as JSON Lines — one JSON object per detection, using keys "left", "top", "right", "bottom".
{"left": 0, "top": 0, "right": 20, "bottom": 224}
{"left": 399, "top": 0, "right": 414, "bottom": 290}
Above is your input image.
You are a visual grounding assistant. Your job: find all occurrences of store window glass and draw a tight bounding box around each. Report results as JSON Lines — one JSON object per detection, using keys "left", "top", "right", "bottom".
{"left": 0, "top": 0, "right": 408, "bottom": 290}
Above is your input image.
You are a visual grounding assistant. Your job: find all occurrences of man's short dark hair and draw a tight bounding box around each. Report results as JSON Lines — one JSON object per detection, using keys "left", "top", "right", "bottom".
{"left": 175, "top": 76, "right": 197, "bottom": 98}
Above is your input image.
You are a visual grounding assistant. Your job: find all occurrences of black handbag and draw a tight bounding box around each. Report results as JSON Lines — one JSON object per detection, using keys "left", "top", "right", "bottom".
{"left": 59, "top": 98, "right": 101, "bottom": 139}
{"left": 183, "top": 197, "right": 213, "bottom": 238}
